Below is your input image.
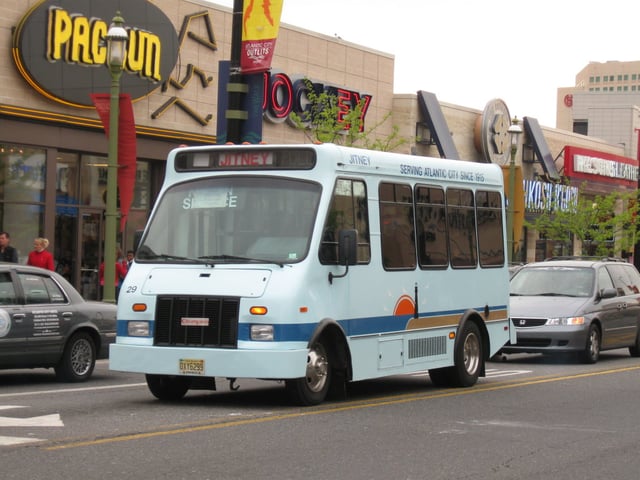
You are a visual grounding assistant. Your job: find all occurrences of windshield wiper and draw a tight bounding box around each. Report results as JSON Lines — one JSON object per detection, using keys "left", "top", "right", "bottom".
{"left": 143, "top": 253, "right": 213, "bottom": 265}
{"left": 198, "top": 254, "right": 286, "bottom": 268}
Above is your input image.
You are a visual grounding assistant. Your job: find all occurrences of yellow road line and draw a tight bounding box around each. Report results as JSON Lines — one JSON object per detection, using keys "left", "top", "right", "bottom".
{"left": 45, "top": 365, "right": 640, "bottom": 451}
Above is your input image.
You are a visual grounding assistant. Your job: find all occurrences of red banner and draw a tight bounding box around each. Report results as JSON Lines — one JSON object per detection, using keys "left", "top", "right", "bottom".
{"left": 90, "top": 93, "right": 137, "bottom": 232}
{"left": 240, "top": 0, "right": 284, "bottom": 74}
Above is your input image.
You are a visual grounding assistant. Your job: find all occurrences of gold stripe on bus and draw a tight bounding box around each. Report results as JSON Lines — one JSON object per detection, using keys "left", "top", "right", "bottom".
{"left": 406, "top": 308, "right": 508, "bottom": 330}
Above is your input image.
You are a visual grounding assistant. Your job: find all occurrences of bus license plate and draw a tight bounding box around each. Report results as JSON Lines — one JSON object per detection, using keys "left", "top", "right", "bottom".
{"left": 179, "top": 358, "right": 204, "bottom": 375}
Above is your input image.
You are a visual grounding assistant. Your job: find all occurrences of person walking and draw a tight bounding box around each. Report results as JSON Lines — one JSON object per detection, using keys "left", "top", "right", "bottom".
{"left": 27, "top": 237, "right": 55, "bottom": 270}
{"left": 0, "top": 231, "right": 18, "bottom": 263}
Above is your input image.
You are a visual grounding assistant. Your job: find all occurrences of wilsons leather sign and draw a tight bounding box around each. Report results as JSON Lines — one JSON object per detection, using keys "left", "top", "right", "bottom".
{"left": 12, "top": 0, "right": 179, "bottom": 107}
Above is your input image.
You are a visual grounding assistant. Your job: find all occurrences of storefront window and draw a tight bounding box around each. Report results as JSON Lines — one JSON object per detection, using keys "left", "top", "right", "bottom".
{"left": 80, "top": 154, "right": 108, "bottom": 207}
{"left": 56, "top": 152, "right": 80, "bottom": 213}
{"left": 0, "top": 203, "right": 44, "bottom": 264}
{"left": 0, "top": 144, "right": 46, "bottom": 203}
{"left": 0, "top": 144, "right": 46, "bottom": 263}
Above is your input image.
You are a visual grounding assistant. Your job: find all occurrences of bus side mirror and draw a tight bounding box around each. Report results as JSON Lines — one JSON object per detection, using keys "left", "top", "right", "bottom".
{"left": 329, "top": 229, "right": 357, "bottom": 284}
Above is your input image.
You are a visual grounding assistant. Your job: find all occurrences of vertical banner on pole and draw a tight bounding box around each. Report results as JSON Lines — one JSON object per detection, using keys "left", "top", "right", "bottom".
{"left": 90, "top": 93, "right": 137, "bottom": 231}
{"left": 240, "top": 0, "right": 284, "bottom": 74}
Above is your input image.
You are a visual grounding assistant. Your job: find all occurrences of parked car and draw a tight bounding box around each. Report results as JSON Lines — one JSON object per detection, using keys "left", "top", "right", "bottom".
{"left": 502, "top": 257, "right": 640, "bottom": 363}
{"left": 0, "top": 263, "right": 116, "bottom": 381}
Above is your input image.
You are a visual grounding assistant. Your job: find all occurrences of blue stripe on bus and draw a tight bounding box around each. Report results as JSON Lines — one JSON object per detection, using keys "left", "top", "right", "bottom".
{"left": 116, "top": 304, "right": 507, "bottom": 342}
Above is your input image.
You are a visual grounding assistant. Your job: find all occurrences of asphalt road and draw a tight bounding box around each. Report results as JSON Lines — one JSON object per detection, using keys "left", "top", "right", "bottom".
{"left": 2, "top": 350, "right": 640, "bottom": 480}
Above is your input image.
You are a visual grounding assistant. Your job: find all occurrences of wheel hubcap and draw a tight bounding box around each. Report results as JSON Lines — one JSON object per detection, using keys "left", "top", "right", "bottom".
{"left": 305, "top": 344, "right": 329, "bottom": 393}
{"left": 463, "top": 333, "right": 480, "bottom": 375}
{"left": 589, "top": 330, "right": 599, "bottom": 357}
{"left": 71, "top": 339, "right": 92, "bottom": 376}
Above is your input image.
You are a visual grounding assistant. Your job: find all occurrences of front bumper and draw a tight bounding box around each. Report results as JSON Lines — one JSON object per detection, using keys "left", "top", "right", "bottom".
{"left": 500, "top": 326, "right": 589, "bottom": 354}
{"left": 109, "top": 343, "right": 308, "bottom": 379}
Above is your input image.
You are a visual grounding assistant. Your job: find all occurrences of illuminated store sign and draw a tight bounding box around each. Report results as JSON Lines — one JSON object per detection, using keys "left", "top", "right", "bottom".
{"left": 524, "top": 180, "right": 578, "bottom": 214}
{"left": 12, "top": 0, "right": 179, "bottom": 107}
{"left": 564, "top": 146, "right": 638, "bottom": 188}
{"left": 263, "top": 73, "right": 372, "bottom": 129}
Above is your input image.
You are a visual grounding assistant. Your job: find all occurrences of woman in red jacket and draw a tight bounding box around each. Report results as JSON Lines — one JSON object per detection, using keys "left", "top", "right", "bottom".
{"left": 27, "top": 237, "right": 55, "bottom": 270}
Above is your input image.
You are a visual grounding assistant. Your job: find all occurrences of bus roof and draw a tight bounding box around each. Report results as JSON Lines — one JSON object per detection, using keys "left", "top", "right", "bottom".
{"left": 164, "top": 143, "right": 505, "bottom": 190}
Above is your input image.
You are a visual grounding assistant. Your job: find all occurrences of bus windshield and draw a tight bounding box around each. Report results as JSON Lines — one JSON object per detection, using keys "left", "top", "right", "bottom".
{"left": 137, "top": 176, "right": 322, "bottom": 265}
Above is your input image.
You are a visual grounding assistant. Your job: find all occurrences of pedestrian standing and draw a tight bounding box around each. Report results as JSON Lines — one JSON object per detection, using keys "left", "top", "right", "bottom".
{"left": 0, "top": 231, "right": 18, "bottom": 263}
{"left": 27, "top": 237, "right": 55, "bottom": 270}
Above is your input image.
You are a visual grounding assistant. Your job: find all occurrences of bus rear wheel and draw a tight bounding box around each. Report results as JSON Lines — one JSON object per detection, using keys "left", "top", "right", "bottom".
{"left": 428, "top": 322, "right": 482, "bottom": 388}
{"left": 146, "top": 374, "right": 190, "bottom": 401}
{"left": 286, "top": 341, "right": 331, "bottom": 406}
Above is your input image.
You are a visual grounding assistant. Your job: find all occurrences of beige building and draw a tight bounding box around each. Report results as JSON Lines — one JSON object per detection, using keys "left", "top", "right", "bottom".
{"left": 557, "top": 60, "right": 640, "bottom": 160}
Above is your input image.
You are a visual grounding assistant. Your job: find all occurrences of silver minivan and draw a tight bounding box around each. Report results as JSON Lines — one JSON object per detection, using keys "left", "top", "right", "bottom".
{"left": 502, "top": 257, "right": 640, "bottom": 363}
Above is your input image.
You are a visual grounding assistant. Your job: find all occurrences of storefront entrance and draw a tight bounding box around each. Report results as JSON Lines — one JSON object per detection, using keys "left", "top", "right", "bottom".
{"left": 79, "top": 210, "right": 103, "bottom": 300}
{"left": 55, "top": 208, "right": 104, "bottom": 300}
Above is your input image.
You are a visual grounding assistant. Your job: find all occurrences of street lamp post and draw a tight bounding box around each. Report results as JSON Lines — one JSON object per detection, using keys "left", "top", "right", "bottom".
{"left": 103, "top": 12, "right": 128, "bottom": 303}
{"left": 507, "top": 117, "right": 522, "bottom": 264}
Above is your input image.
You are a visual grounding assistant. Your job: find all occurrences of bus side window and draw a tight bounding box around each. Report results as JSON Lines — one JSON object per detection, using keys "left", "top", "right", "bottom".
{"left": 379, "top": 182, "right": 416, "bottom": 270}
{"left": 476, "top": 190, "right": 505, "bottom": 267}
{"left": 319, "top": 178, "right": 371, "bottom": 265}
{"left": 415, "top": 185, "right": 448, "bottom": 268}
{"left": 447, "top": 188, "right": 477, "bottom": 268}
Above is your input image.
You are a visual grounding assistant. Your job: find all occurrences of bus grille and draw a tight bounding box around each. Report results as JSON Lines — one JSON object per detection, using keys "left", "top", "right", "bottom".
{"left": 154, "top": 296, "right": 239, "bottom": 348}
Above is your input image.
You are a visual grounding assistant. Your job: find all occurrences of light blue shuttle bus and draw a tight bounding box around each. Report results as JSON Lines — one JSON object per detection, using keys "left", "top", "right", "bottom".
{"left": 110, "top": 143, "right": 514, "bottom": 405}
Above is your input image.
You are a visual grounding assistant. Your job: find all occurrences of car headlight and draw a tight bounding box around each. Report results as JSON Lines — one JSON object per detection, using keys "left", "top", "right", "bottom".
{"left": 128, "top": 321, "right": 150, "bottom": 336}
{"left": 251, "top": 324, "right": 274, "bottom": 341}
{"left": 546, "top": 316, "right": 585, "bottom": 326}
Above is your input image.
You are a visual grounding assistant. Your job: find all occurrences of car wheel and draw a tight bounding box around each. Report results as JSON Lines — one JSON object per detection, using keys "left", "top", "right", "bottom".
{"left": 629, "top": 331, "right": 640, "bottom": 357}
{"left": 286, "top": 341, "right": 331, "bottom": 406}
{"left": 580, "top": 324, "right": 600, "bottom": 364}
{"left": 146, "top": 374, "right": 190, "bottom": 401}
{"left": 55, "top": 331, "right": 96, "bottom": 382}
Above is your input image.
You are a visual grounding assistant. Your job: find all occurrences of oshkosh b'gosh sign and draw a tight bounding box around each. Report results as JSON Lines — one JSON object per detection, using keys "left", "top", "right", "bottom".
{"left": 13, "top": 0, "right": 179, "bottom": 108}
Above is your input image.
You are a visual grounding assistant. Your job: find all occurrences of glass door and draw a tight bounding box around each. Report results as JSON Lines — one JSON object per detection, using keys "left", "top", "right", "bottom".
{"left": 79, "top": 210, "right": 103, "bottom": 300}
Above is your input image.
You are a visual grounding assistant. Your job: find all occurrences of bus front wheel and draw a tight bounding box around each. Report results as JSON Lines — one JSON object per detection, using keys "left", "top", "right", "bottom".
{"left": 146, "top": 374, "right": 190, "bottom": 401}
{"left": 286, "top": 342, "right": 331, "bottom": 406}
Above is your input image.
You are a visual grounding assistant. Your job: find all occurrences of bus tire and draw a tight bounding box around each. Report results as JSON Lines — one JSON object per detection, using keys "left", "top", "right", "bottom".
{"left": 146, "top": 374, "right": 190, "bottom": 401}
{"left": 55, "top": 331, "right": 96, "bottom": 382}
{"left": 286, "top": 341, "right": 331, "bottom": 406}
{"left": 450, "top": 321, "right": 482, "bottom": 387}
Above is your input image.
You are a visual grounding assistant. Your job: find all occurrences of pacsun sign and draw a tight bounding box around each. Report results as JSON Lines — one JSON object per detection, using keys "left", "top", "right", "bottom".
{"left": 12, "top": 0, "right": 179, "bottom": 108}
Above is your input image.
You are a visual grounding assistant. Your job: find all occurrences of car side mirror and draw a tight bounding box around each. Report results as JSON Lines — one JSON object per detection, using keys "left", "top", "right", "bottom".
{"left": 598, "top": 288, "right": 618, "bottom": 299}
{"left": 328, "top": 229, "right": 358, "bottom": 284}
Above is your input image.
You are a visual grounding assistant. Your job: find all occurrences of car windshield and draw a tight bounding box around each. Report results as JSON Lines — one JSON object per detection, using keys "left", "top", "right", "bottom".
{"left": 137, "top": 176, "right": 322, "bottom": 265}
{"left": 510, "top": 266, "right": 595, "bottom": 297}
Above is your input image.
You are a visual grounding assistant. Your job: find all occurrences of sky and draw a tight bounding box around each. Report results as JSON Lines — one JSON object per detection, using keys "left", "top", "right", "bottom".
{"left": 210, "top": 0, "right": 640, "bottom": 128}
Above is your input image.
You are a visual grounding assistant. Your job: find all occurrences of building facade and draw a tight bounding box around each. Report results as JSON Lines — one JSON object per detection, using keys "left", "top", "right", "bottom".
{"left": 1, "top": 0, "right": 636, "bottom": 298}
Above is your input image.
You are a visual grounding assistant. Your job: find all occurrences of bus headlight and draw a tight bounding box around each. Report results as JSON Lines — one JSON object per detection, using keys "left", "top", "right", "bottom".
{"left": 128, "top": 321, "right": 150, "bottom": 336}
{"left": 251, "top": 324, "right": 274, "bottom": 341}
